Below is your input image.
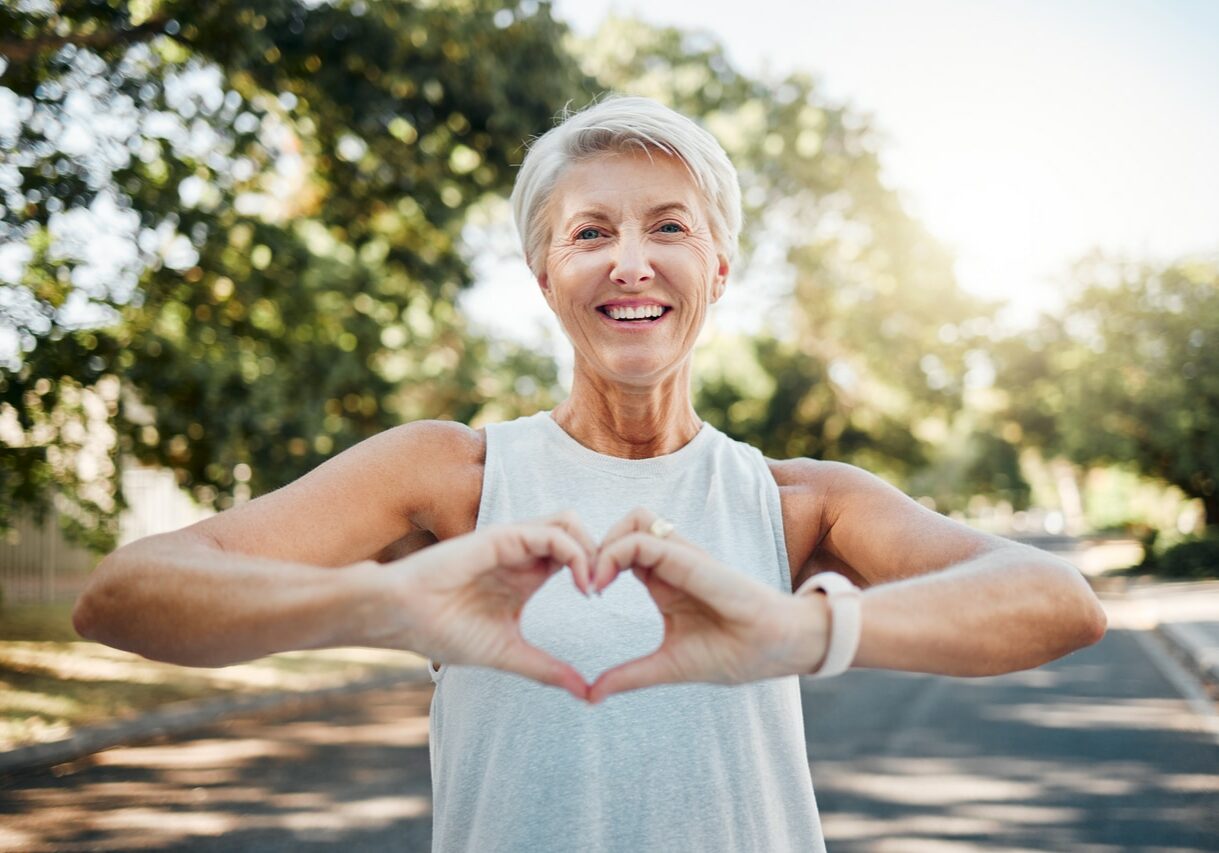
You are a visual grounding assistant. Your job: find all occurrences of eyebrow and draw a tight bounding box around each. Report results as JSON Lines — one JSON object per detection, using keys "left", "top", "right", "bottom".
{"left": 645, "top": 202, "right": 694, "bottom": 219}
{"left": 561, "top": 202, "right": 695, "bottom": 230}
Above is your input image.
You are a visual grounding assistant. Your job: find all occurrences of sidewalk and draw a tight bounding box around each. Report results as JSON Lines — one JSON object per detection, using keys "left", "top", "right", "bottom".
{"left": 0, "top": 665, "right": 432, "bottom": 775}
{"left": 1092, "top": 577, "right": 1219, "bottom": 694}
{"left": 0, "top": 630, "right": 435, "bottom": 776}
{"left": 1030, "top": 536, "right": 1219, "bottom": 695}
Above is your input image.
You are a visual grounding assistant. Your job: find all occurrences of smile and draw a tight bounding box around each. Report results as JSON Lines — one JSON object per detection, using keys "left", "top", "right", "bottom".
{"left": 594, "top": 303, "right": 672, "bottom": 324}
{"left": 596, "top": 305, "right": 672, "bottom": 325}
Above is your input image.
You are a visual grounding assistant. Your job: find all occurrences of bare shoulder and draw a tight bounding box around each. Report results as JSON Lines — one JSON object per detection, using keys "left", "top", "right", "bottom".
{"left": 768, "top": 456, "right": 873, "bottom": 517}
{"left": 384, "top": 419, "right": 485, "bottom": 538}
{"left": 768, "top": 456, "right": 948, "bottom": 524}
{"left": 767, "top": 456, "right": 880, "bottom": 490}
{"left": 179, "top": 419, "right": 484, "bottom": 569}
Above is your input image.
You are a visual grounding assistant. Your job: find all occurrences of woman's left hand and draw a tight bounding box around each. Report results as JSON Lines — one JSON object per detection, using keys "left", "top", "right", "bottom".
{"left": 586, "top": 507, "right": 829, "bottom": 704}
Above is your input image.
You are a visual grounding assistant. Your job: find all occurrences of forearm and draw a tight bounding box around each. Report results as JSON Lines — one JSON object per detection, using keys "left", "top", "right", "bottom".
{"left": 847, "top": 546, "right": 1107, "bottom": 676}
{"left": 73, "top": 533, "right": 394, "bottom": 667}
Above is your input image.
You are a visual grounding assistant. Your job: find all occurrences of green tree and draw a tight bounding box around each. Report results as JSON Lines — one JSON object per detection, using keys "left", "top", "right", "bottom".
{"left": 0, "top": 0, "right": 587, "bottom": 552}
{"left": 993, "top": 253, "right": 1219, "bottom": 529}
{"left": 576, "top": 18, "right": 993, "bottom": 479}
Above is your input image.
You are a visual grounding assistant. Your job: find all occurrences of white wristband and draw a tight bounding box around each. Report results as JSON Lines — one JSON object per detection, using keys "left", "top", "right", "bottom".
{"left": 795, "top": 571, "right": 862, "bottom": 678}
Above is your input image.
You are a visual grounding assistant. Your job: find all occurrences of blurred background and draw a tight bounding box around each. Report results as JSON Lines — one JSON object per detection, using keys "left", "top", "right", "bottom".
{"left": 2, "top": 5, "right": 1219, "bottom": 850}
{"left": 1, "top": 0, "right": 1216, "bottom": 594}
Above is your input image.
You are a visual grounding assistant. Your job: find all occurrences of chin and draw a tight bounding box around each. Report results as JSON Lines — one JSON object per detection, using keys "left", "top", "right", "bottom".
{"left": 599, "top": 356, "right": 679, "bottom": 386}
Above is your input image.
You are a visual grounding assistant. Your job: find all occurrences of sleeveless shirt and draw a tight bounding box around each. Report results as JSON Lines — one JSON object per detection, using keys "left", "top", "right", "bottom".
{"left": 427, "top": 411, "right": 826, "bottom": 852}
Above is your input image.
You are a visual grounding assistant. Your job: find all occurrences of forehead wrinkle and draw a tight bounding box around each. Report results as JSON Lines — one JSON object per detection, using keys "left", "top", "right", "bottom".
{"left": 645, "top": 202, "right": 695, "bottom": 220}
{"left": 559, "top": 201, "right": 699, "bottom": 232}
{"left": 560, "top": 205, "right": 615, "bottom": 230}
{"left": 549, "top": 151, "right": 707, "bottom": 237}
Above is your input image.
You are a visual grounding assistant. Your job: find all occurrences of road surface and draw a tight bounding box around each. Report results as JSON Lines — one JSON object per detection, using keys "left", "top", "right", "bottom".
{"left": 2, "top": 627, "right": 1216, "bottom": 852}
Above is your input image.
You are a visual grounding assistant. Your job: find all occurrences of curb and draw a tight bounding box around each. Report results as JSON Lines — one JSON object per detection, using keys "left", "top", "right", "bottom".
{"left": 1157, "top": 621, "right": 1219, "bottom": 692}
{"left": 0, "top": 666, "right": 433, "bottom": 776}
{"left": 1087, "top": 574, "right": 1219, "bottom": 696}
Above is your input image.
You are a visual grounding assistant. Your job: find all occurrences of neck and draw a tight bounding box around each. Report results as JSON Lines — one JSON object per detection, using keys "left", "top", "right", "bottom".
{"left": 551, "top": 358, "right": 701, "bottom": 459}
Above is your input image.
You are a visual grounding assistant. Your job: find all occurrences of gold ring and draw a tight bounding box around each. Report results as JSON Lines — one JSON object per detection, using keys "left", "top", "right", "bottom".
{"left": 649, "top": 517, "right": 675, "bottom": 539}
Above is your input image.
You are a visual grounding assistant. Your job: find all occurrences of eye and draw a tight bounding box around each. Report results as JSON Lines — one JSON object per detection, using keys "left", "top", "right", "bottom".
{"left": 657, "top": 222, "right": 685, "bottom": 234}
{"left": 576, "top": 227, "right": 603, "bottom": 240}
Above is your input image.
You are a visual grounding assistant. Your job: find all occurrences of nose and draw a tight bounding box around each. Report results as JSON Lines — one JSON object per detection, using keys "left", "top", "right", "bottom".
{"left": 609, "top": 232, "right": 654, "bottom": 289}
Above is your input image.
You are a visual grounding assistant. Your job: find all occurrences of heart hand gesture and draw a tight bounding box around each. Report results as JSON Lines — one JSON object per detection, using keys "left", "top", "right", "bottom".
{"left": 378, "top": 512, "right": 598, "bottom": 700}
{"left": 586, "top": 507, "right": 828, "bottom": 704}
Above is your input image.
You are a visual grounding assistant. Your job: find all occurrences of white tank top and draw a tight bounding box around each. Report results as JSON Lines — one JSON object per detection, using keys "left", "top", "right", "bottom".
{"left": 427, "top": 411, "right": 826, "bottom": 852}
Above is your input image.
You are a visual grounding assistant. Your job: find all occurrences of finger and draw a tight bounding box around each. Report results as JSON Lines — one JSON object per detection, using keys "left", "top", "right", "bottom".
{"left": 497, "top": 636, "right": 590, "bottom": 701}
{"left": 587, "top": 648, "right": 677, "bottom": 704}
{"left": 596, "top": 533, "right": 753, "bottom": 611}
{"left": 592, "top": 530, "right": 666, "bottom": 597}
{"left": 600, "top": 506, "right": 696, "bottom": 548}
{"left": 595, "top": 508, "right": 678, "bottom": 592}
{"left": 596, "top": 508, "right": 701, "bottom": 592}
{"left": 494, "top": 524, "right": 589, "bottom": 590}
{"left": 542, "top": 510, "right": 598, "bottom": 561}
{"left": 600, "top": 506, "right": 657, "bottom": 549}
{"left": 540, "top": 511, "right": 597, "bottom": 595}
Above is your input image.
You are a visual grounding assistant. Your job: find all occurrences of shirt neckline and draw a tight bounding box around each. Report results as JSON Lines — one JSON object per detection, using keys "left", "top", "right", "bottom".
{"left": 536, "top": 410, "right": 715, "bottom": 479}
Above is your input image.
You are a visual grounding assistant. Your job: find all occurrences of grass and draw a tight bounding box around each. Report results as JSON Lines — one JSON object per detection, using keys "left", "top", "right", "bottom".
{"left": 0, "top": 602, "right": 82, "bottom": 642}
{"left": 0, "top": 602, "right": 427, "bottom": 751}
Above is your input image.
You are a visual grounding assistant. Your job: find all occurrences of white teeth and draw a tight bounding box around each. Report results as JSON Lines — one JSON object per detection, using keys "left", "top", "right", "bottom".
{"left": 606, "top": 305, "right": 665, "bottom": 320}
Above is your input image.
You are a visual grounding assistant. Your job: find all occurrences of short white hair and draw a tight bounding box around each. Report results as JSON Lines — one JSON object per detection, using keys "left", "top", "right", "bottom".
{"left": 509, "top": 95, "right": 742, "bottom": 277}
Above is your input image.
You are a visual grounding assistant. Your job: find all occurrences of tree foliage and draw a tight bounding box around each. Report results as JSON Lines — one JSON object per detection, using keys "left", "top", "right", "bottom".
{"left": 575, "top": 18, "right": 992, "bottom": 478}
{"left": 993, "top": 254, "right": 1219, "bottom": 528}
{"left": 0, "top": 0, "right": 587, "bottom": 551}
{"left": 8, "top": 4, "right": 1152, "bottom": 561}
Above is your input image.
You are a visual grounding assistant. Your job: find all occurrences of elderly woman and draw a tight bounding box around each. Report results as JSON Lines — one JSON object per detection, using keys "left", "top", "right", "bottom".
{"left": 74, "top": 96, "right": 1107, "bottom": 852}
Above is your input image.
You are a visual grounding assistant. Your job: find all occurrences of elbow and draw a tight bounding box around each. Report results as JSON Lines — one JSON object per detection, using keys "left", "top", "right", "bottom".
{"left": 71, "top": 593, "right": 95, "bottom": 641}
{"left": 72, "top": 560, "right": 110, "bottom": 642}
{"left": 1063, "top": 562, "right": 1109, "bottom": 651}
{"left": 71, "top": 553, "right": 131, "bottom": 645}
{"left": 1050, "top": 562, "right": 1109, "bottom": 656}
{"left": 1078, "top": 595, "right": 1108, "bottom": 649}
{"left": 1021, "top": 558, "right": 1109, "bottom": 668}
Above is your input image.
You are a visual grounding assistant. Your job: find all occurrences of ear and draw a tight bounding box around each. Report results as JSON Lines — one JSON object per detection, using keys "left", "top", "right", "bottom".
{"left": 536, "top": 271, "right": 557, "bottom": 312}
{"left": 709, "top": 254, "right": 730, "bottom": 304}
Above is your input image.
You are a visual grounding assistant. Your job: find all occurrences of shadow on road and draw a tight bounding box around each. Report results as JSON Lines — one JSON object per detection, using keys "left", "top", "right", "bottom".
{"left": 3, "top": 630, "right": 1217, "bottom": 852}
{"left": 803, "top": 628, "right": 1219, "bottom": 851}
{"left": 1, "top": 684, "right": 436, "bottom": 852}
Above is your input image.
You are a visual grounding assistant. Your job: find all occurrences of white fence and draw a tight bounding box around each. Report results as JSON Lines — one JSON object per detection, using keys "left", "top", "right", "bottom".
{"left": 0, "top": 460, "right": 217, "bottom": 603}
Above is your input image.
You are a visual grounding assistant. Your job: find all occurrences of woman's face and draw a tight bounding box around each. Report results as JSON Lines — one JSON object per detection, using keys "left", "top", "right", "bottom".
{"left": 538, "top": 148, "right": 729, "bottom": 386}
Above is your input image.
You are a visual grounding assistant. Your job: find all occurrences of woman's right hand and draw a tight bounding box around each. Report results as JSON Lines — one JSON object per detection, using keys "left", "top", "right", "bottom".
{"left": 366, "top": 513, "right": 597, "bottom": 700}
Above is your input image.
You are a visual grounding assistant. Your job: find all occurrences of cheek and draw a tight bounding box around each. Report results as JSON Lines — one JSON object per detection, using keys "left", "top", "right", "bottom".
{"left": 662, "top": 240, "right": 721, "bottom": 295}
{"left": 544, "top": 249, "right": 601, "bottom": 309}
{"left": 547, "top": 242, "right": 603, "bottom": 276}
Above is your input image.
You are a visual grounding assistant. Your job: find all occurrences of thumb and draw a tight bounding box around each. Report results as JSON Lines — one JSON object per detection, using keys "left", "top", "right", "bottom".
{"left": 495, "top": 635, "right": 590, "bottom": 701}
{"left": 586, "top": 648, "right": 676, "bottom": 704}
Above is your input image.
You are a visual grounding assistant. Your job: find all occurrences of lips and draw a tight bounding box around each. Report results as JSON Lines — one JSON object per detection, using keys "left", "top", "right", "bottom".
{"left": 596, "top": 299, "right": 672, "bottom": 321}
{"left": 597, "top": 304, "right": 672, "bottom": 321}
{"left": 597, "top": 300, "right": 672, "bottom": 309}
{"left": 596, "top": 305, "right": 671, "bottom": 323}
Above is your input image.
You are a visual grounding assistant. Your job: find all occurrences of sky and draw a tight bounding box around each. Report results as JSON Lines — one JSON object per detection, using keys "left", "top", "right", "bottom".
{"left": 460, "top": 0, "right": 1219, "bottom": 347}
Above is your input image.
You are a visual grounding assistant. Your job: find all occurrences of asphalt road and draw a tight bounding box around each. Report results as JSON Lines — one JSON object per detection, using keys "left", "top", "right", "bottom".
{"left": 2, "top": 628, "right": 1216, "bottom": 852}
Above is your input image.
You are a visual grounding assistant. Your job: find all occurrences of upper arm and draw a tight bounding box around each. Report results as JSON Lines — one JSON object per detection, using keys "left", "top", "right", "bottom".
{"left": 173, "top": 420, "right": 484, "bottom": 568}
{"left": 773, "top": 458, "right": 1005, "bottom": 588}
